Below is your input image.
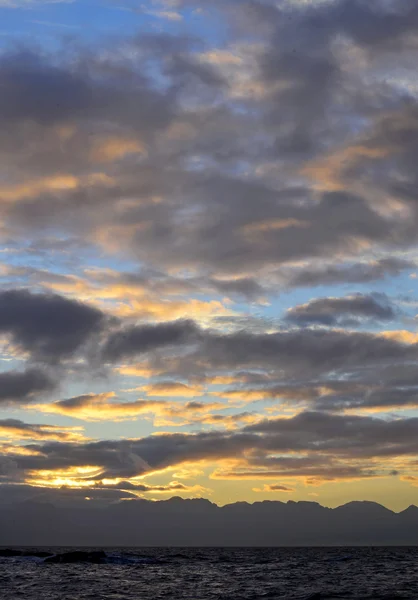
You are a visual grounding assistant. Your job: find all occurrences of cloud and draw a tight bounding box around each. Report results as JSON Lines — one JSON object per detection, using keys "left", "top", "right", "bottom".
{"left": 191, "top": 327, "right": 415, "bottom": 377}
{"left": 0, "top": 483, "right": 137, "bottom": 506}
{"left": 33, "top": 393, "right": 169, "bottom": 422}
{"left": 401, "top": 475, "right": 418, "bottom": 486}
{"left": 102, "top": 320, "right": 199, "bottom": 362}
{"left": 285, "top": 293, "right": 397, "bottom": 327}
{"left": 253, "top": 484, "right": 295, "bottom": 493}
{"left": 101, "top": 319, "right": 416, "bottom": 374}
{"left": 0, "top": 419, "right": 85, "bottom": 442}
{"left": 0, "top": 368, "right": 55, "bottom": 404}
{"left": 96, "top": 319, "right": 418, "bottom": 415}
{"left": 0, "top": 480, "right": 211, "bottom": 509}
{"left": 143, "top": 9, "right": 183, "bottom": 21}
{"left": 286, "top": 258, "right": 415, "bottom": 288}
{"left": 0, "top": 48, "right": 173, "bottom": 131}
{"left": 3, "top": 410, "right": 418, "bottom": 487}
{"left": 1, "top": 301, "right": 402, "bottom": 418}
{"left": 2, "top": 0, "right": 418, "bottom": 509}
{"left": 207, "top": 276, "right": 268, "bottom": 302}
{"left": 13, "top": 266, "right": 232, "bottom": 322}
{"left": 138, "top": 381, "right": 203, "bottom": 397}
{"left": 93, "top": 480, "right": 207, "bottom": 495}
{"left": 0, "top": 13, "right": 417, "bottom": 282}
{"left": 0, "top": 289, "right": 104, "bottom": 362}
{"left": 33, "top": 392, "right": 232, "bottom": 425}
{"left": 315, "top": 386, "right": 418, "bottom": 413}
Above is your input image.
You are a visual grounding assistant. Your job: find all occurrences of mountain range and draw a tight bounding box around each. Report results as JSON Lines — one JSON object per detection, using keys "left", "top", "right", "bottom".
{"left": 1, "top": 498, "right": 418, "bottom": 546}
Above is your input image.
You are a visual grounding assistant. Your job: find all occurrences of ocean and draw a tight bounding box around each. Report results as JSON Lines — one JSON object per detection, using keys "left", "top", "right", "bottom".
{"left": 1, "top": 547, "right": 417, "bottom": 600}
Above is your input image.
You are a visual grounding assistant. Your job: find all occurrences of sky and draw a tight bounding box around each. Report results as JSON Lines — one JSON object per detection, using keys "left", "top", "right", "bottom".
{"left": 1, "top": 0, "right": 418, "bottom": 513}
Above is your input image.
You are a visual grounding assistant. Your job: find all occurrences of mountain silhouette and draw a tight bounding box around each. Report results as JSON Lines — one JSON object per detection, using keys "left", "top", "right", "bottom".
{"left": 1, "top": 497, "right": 417, "bottom": 546}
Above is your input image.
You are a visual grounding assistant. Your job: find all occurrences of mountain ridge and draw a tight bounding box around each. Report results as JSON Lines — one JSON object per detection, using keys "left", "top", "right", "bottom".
{"left": 1, "top": 496, "right": 418, "bottom": 546}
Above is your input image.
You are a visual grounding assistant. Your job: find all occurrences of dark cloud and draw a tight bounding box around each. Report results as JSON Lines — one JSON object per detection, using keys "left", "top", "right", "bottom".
{"left": 100, "top": 322, "right": 418, "bottom": 419}
{"left": 0, "top": 368, "right": 55, "bottom": 404}
{"left": 244, "top": 410, "right": 418, "bottom": 460}
{"left": 94, "top": 480, "right": 189, "bottom": 493}
{"left": 1, "top": 1, "right": 418, "bottom": 279}
{"left": 315, "top": 385, "right": 418, "bottom": 413}
{"left": 118, "top": 185, "right": 400, "bottom": 275}
{"left": 51, "top": 393, "right": 107, "bottom": 410}
{"left": 196, "top": 327, "right": 414, "bottom": 376}
{"left": 0, "top": 49, "right": 174, "bottom": 131}
{"left": 0, "top": 483, "right": 136, "bottom": 506}
{"left": 285, "top": 293, "right": 396, "bottom": 327}
{"left": 103, "top": 320, "right": 415, "bottom": 373}
{"left": 287, "top": 258, "right": 415, "bottom": 288}
{"left": 217, "top": 369, "right": 418, "bottom": 414}
{"left": 0, "top": 480, "right": 197, "bottom": 508}
{"left": 102, "top": 319, "right": 200, "bottom": 362}
{"left": 260, "top": 485, "right": 294, "bottom": 492}
{"left": 329, "top": 0, "right": 418, "bottom": 49}
{"left": 0, "top": 289, "right": 104, "bottom": 362}
{"left": 208, "top": 277, "right": 268, "bottom": 301}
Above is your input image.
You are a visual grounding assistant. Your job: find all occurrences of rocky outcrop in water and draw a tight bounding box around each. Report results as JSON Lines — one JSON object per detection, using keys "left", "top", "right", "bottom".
{"left": 43, "top": 550, "right": 106, "bottom": 564}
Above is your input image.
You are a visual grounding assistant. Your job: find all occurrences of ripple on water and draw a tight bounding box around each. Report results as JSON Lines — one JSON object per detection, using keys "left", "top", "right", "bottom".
{"left": 0, "top": 547, "right": 418, "bottom": 600}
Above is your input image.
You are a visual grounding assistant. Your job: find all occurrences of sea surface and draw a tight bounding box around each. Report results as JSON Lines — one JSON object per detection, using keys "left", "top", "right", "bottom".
{"left": 1, "top": 546, "right": 418, "bottom": 600}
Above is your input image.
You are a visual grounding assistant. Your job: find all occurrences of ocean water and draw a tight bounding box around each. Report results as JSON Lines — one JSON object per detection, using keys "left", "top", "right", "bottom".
{"left": 1, "top": 547, "right": 418, "bottom": 600}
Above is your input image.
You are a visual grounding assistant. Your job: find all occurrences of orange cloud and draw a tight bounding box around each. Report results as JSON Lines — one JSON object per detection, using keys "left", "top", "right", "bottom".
{"left": 206, "top": 375, "right": 249, "bottom": 386}
{"left": 171, "top": 467, "right": 205, "bottom": 480}
{"left": 41, "top": 271, "right": 232, "bottom": 322}
{"left": 27, "top": 465, "right": 104, "bottom": 488}
{"left": 32, "top": 393, "right": 169, "bottom": 422}
{"left": 241, "top": 218, "right": 310, "bottom": 236}
{"left": 0, "top": 444, "right": 43, "bottom": 457}
{"left": 90, "top": 137, "right": 146, "bottom": 163}
{"left": 192, "top": 412, "right": 261, "bottom": 430}
{"left": 115, "top": 364, "right": 162, "bottom": 378}
{"left": 32, "top": 393, "right": 236, "bottom": 426}
{"left": 253, "top": 484, "right": 295, "bottom": 493}
{"left": 0, "top": 422, "right": 87, "bottom": 442}
{"left": 380, "top": 330, "right": 418, "bottom": 345}
{"left": 215, "top": 386, "right": 318, "bottom": 404}
{"left": 199, "top": 50, "right": 243, "bottom": 66}
{"left": 0, "top": 172, "right": 113, "bottom": 202}
{"left": 110, "top": 297, "right": 231, "bottom": 322}
{"left": 401, "top": 475, "right": 418, "bottom": 486}
{"left": 137, "top": 382, "right": 204, "bottom": 398}
{"left": 210, "top": 464, "right": 384, "bottom": 485}
{"left": 301, "top": 143, "right": 390, "bottom": 192}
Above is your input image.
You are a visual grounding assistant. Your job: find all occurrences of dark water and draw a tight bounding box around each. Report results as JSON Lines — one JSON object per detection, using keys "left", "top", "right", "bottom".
{"left": 1, "top": 547, "right": 418, "bottom": 600}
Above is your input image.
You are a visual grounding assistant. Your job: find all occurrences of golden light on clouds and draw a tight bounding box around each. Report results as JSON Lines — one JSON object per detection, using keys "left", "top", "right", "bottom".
{"left": 2, "top": 0, "right": 418, "bottom": 520}
{"left": 90, "top": 137, "right": 146, "bottom": 163}
{"left": 380, "top": 330, "right": 418, "bottom": 344}
{"left": 0, "top": 172, "right": 113, "bottom": 203}
{"left": 27, "top": 466, "right": 104, "bottom": 488}
{"left": 32, "top": 393, "right": 169, "bottom": 422}
{"left": 0, "top": 423, "right": 87, "bottom": 442}
{"left": 241, "top": 218, "right": 310, "bottom": 236}
{"left": 138, "top": 382, "right": 203, "bottom": 397}
{"left": 253, "top": 484, "right": 295, "bottom": 493}
{"left": 301, "top": 143, "right": 391, "bottom": 192}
